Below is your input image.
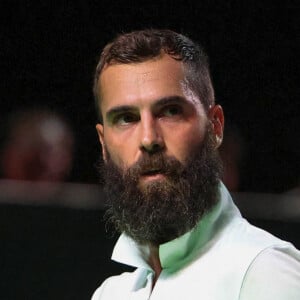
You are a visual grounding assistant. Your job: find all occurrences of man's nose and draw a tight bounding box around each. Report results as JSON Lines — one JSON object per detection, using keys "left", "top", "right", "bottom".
{"left": 139, "top": 116, "right": 165, "bottom": 154}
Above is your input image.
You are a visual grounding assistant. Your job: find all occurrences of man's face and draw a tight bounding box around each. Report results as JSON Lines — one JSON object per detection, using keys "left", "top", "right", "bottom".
{"left": 97, "top": 54, "right": 220, "bottom": 178}
{"left": 95, "top": 54, "right": 224, "bottom": 245}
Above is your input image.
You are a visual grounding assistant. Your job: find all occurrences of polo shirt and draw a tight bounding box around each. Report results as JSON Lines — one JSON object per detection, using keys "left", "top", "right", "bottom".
{"left": 92, "top": 183, "right": 300, "bottom": 299}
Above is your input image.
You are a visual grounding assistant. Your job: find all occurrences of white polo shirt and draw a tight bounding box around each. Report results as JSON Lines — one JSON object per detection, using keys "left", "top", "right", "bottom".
{"left": 92, "top": 183, "right": 300, "bottom": 299}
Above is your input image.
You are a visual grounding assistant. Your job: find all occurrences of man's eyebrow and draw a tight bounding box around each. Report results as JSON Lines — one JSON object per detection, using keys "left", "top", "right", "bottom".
{"left": 105, "top": 105, "right": 137, "bottom": 122}
{"left": 153, "top": 96, "right": 189, "bottom": 108}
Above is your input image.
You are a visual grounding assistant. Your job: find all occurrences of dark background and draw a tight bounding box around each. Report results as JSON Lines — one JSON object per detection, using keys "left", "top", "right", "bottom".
{"left": 0, "top": 2, "right": 299, "bottom": 299}
{"left": 0, "top": 1, "right": 299, "bottom": 191}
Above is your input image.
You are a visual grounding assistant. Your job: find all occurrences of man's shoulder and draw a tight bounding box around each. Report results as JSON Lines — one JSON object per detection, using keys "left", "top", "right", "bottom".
{"left": 223, "top": 216, "right": 290, "bottom": 250}
{"left": 91, "top": 269, "right": 141, "bottom": 300}
{"left": 209, "top": 217, "right": 298, "bottom": 276}
{"left": 184, "top": 219, "right": 300, "bottom": 299}
{"left": 239, "top": 245, "right": 300, "bottom": 299}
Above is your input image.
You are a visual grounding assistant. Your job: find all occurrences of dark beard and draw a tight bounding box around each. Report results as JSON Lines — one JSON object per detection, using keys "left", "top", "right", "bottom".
{"left": 99, "top": 131, "right": 222, "bottom": 246}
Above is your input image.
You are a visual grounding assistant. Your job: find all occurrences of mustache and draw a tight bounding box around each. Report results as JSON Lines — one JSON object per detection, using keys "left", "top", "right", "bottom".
{"left": 125, "top": 152, "right": 184, "bottom": 179}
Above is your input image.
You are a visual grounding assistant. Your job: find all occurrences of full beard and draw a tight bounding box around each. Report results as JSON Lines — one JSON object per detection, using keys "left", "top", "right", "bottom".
{"left": 99, "top": 130, "right": 222, "bottom": 246}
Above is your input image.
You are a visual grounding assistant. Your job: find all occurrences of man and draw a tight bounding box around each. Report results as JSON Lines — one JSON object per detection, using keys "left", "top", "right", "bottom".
{"left": 92, "top": 29, "right": 300, "bottom": 299}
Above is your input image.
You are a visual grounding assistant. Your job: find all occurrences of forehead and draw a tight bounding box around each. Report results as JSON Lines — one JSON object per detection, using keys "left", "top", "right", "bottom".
{"left": 98, "top": 55, "right": 191, "bottom": 108}
{"left": 101, "top": 54, "right": 184, "bottom": 82}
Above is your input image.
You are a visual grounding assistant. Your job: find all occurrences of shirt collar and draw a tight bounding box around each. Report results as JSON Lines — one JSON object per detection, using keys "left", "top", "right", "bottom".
{"left": 111, "top": 182, "right": 241, "bottom": 270}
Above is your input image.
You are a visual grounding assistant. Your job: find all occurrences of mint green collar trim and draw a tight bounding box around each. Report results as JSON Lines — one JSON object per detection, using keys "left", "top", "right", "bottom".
{"left": 112, "top": 183, "right": 240, "bottom": 271}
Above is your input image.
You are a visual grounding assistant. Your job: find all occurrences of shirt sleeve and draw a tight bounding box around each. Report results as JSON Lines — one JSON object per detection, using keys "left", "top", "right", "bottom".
{"left": 239, "top": 245, "right": 300, "bottom": 300}
{"left": 91, "top": 277, "right": 116, "bottom": 300}
{"left": 91, "top": 281, "right": 105, "bottom": 300}
{"left": 91, "top": 272, "right": 135, "bottom": 300}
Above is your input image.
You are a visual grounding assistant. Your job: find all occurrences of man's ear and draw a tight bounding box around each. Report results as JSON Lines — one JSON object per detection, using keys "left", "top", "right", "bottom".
{"left": 208, "top": 105, "right": 224, "bottom": 148}
{"left": 96, "top": 124, "right": 107, "bottom": 162}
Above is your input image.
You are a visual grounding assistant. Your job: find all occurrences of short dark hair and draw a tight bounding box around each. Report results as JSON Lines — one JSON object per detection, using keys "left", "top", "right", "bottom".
{"left": 93, "top": 29, "right": 215, "bottom": 122}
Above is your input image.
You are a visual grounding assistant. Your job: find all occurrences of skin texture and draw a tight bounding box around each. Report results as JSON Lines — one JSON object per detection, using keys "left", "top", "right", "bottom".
{"left": 96, "top": 54, "right": 224, "bottom": 185}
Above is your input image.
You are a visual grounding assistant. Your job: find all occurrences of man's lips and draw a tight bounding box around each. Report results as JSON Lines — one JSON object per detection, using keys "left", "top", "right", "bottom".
{"left": 141, "top": 169, "right": 163, "bottom": 176}
{"left": 142, "top": 170, "right": 161, "bottom": 175}
{"left": 139, "top": 169, "right": 167, "bottom": 182}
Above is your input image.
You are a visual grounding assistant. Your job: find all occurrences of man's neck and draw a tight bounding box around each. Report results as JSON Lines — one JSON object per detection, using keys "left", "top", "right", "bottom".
{"left": 148, "top": 244, "right": 162, "bottom": 288}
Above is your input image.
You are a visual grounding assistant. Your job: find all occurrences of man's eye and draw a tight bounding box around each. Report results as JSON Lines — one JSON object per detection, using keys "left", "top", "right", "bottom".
{"left": 163, "top": 106, "right": 182, "bottom": 117}
{"left": 114, "top": 113, "right": 138, "bottom": 125}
